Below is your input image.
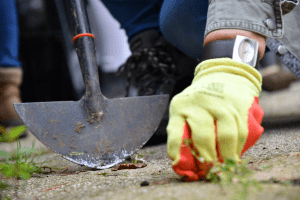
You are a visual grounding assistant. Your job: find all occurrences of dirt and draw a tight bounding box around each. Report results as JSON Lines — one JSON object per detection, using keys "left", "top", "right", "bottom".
{"left": 0, "top": 125, "right": 300, "bottom": 200}
{"left": 74, "top": 122, "right": 86, "bottom": 133}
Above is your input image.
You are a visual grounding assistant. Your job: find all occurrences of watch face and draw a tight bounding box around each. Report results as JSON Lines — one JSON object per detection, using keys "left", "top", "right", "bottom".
{"left": 238, "top": 39, "right": 255, "bottom": 63}
{"left": 232, "top": 35, "right": 259, "bottom": 67}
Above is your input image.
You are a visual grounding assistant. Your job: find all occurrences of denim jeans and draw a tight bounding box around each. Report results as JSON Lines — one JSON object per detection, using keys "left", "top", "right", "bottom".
{"left": 101, "top": 0, "right": 164, "bottom": 41}
{"left": 100, "top": 0, "right": 300, "bottom": 75}
{"left": 160, "top": 0, "right": 208, "bottom": 59}
{"left": 101, "top": 0, "right": 208, "bottom": 59}
{"left": 0, "top": 0, "right": 21, "bottom": 67}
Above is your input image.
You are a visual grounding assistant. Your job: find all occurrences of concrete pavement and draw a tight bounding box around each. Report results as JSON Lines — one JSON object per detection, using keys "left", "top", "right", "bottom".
{"left": 260, "top": 81, "right": 300, "bottom": 124}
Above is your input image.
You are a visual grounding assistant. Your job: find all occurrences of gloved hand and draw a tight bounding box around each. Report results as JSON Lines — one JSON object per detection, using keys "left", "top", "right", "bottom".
{"left": 167, "top": 58, "right": 264, "bottom": 181}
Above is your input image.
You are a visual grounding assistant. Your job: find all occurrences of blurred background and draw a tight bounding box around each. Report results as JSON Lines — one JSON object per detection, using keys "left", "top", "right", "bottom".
{"left": 17, "top": 0, "right": 131, "bottom": 103}
{"left": 16, "top": 0, "right": 300, "bottom": 128}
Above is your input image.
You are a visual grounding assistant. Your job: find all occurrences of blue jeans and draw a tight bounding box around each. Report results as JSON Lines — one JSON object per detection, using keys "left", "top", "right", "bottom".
{"left": 0, "top": 0, "right": 21, "bottom": 67}
{"left": 101, "top": 0, "right": 208, "bottom": 59}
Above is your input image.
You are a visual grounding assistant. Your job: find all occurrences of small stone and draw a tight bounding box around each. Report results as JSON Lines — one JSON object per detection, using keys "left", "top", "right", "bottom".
{"left": 140, "top": 180, "right": 149, "bottom": 186}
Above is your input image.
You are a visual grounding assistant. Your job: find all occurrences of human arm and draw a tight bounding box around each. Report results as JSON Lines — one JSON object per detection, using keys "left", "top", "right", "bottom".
{"left": 164, "top": 0, "right": 299, "bottom": 181}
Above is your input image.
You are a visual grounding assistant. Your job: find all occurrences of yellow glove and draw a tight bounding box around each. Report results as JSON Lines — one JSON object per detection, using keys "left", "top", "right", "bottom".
{"left": 167, "top": 58, "right": 264, "bottom": 181}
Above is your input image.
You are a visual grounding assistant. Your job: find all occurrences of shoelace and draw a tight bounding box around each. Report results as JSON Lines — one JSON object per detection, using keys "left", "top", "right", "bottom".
{"left": 117, "top": 46, "right": 177, "bottom": 96}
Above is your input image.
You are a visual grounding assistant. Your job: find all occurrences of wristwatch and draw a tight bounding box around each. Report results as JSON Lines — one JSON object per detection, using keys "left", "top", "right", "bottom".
{"left": 201, "top": 35, "right": 260, "bottom": 68}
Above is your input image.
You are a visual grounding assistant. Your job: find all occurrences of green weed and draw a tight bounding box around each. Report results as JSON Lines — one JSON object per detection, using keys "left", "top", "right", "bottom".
{"left": 99, "top": 173, "right": 108, "bottom": 176}
{"left": 132, "top": 160, "right": 138, "bottom": 164}
{"left": 260, "top": 165, "right": 272, "bottom": 170}
{"left": 182, "top": 138, "right": 263, "bottom": 199}
{"left": 0, "top": 140, "right": 46, "bottom": 199}
{"left": 0, "top": 125, "right": 27, "bottom": 142}
{"left": 0, "top": 141, "right": 44, "bottom": 180}
{"left": 207, "top": 158, "right": 262, "bottom": 200}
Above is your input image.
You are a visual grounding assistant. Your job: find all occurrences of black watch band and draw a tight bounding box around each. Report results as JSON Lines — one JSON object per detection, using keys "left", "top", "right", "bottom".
{"left": 201, "top": 38, "right": 260, "bottom": 68}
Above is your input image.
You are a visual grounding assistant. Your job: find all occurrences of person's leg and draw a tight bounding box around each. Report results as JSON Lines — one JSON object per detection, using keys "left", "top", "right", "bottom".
{"left": 101, "top": 0, "right": 164, "bottom": 40}
{"left": 0, "top": 0, "right": 26, "bottom": 140}
{"left": 0, "top": 0, "right": 21, "bottom": 67}
{"left": 100, "top": 0, "right": 199, "bottom": 145}
{"left": 160, "top": 0, "right": 266, "bottom": 61}
{"left": 160, "top": 0, "right": 208, "bottom": 59}
{"left": 0, "top": 0, "right": 22, "bottom": 121}
{"left": 100, "top": 0, "right": 198, "bottom": 97}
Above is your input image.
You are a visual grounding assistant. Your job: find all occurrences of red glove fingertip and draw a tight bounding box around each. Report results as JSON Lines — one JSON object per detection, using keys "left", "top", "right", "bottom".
{"left": 171, "top": 122, "right": 200, "bottom": 181}
{"left": 171, "top": 122, "right": 217, "bottom": 181}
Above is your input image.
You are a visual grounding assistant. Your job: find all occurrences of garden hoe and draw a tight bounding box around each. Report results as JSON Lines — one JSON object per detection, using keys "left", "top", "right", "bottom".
{"left": 14, "top": 0, "right": 168, "bottom": 169}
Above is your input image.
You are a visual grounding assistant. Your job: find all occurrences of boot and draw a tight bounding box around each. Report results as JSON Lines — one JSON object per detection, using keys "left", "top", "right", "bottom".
{"left": 0, "top": 67, "right": 27, "bottom": 141}
{"left": 259, "top": 50, "right": 298, "bottom": 91}
{"left": 260, "top": 65, "right": 298, "bottom": 91}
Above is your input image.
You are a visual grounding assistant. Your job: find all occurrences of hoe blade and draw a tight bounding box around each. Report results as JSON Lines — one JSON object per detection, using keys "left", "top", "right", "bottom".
{"left": 14, "top": 95, "right": 168, "bottom": 169}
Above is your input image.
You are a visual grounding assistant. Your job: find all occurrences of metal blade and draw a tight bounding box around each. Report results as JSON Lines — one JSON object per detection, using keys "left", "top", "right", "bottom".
{"left": 14, "top": 95, "right": 168, "bottom": 169}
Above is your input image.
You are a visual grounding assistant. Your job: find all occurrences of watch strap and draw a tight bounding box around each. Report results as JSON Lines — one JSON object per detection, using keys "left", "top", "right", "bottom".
{"left": 201, "top": 39, "right": 260, "bottom": 68}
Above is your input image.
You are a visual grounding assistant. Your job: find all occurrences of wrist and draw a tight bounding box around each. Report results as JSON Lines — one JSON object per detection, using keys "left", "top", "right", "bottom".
{"left": 204, "top": 29, "right": 266, "bottom": 60}
{"left": 195, "top": 58, "right": 262, "bottom": 94}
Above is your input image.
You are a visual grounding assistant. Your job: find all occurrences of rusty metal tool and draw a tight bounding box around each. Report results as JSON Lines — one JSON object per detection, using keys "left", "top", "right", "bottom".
{"left": 14, "top": 0, "right": 168, "bottom": 169}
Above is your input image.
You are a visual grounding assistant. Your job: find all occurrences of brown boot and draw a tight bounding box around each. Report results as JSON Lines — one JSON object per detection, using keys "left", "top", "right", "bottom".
{"left": 260, "top": 65, "right": 298, "bottom": 91}
{"left": 259, "top": 50, "right": 298, "bottom": 91}
{"left": 0, "top": 67, "right": 27, "bottom": 139}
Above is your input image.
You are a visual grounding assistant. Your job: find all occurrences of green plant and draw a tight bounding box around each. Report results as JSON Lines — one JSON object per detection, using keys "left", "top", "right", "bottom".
{"left": 0, "top": 125, "right": 27, "bottom": 142}
{"left": 150, "top": 151, "right": 156, "bottom": 154}
{"left": 0, "top": 179, "right": 9, "bottom": 190}
{"left": 0, "top": 141, "right": 46, "bottom": 199}
{"left": 260, "top": 165, "right": 273, "bottom": 170}
{"left": 131, "top": 158, "right": 142, "bottom": 164}
{"left": 207, "top": 158, "right": 262, "bottom": 200}
{"left": 99, "top": 173, "right": 108, "bottom": 176}
{"left": 182, "top": 138, "right": 263, "bottom": 199}
{"left": 0, "top": 141, "right": 44, "bottom": 180}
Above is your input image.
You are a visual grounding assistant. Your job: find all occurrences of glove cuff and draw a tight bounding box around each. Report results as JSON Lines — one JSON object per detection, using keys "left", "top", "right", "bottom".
{"left": 194, "top": 58, "right": 262, "bottom": 93}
